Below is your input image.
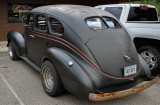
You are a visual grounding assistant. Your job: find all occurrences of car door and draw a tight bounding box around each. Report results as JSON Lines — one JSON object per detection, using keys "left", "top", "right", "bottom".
{"left": 25, "top": 13, "right": 48, "bottom": 66}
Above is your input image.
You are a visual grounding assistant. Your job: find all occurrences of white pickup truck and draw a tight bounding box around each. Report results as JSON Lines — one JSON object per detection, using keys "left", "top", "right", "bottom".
{"left": 95, "top": 4, "right": 160, "bottom": 74}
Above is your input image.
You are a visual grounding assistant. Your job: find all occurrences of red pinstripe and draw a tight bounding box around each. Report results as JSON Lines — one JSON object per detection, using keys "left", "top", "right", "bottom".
{"left": 25, "top": 28, "right": 101, "bottom": 70}
{"left": 26, "top": 31, "right": 103, "bottom": 76}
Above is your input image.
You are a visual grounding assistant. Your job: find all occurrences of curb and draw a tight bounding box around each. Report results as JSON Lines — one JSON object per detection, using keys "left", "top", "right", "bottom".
{"left": 0, "top": 41, "right": 8, "bottom": 52}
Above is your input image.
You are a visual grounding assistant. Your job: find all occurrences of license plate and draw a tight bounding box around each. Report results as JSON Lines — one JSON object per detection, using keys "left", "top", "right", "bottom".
{"left": 124, "top": 65, "right": 137, "bottom": 77}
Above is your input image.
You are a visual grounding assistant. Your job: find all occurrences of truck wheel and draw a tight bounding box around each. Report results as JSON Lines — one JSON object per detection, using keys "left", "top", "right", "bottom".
{"left": 8, "top": 43, "right": 18, "bottom": 60}
{"left": 41, "top": 61, "right": 65, "bottom": 96}
{"left": 138, "top": 45, "right": 160, "bottom": 74}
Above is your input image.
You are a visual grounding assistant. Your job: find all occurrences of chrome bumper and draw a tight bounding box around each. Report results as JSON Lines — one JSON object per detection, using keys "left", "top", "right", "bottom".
{"left": 89, "top": 76, "right": 158, "bottom": 101}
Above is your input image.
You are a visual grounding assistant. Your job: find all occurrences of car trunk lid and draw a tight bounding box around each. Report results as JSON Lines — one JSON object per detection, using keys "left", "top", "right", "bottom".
{"left": 86, "top": 30, "right": 140, "bottom": 77}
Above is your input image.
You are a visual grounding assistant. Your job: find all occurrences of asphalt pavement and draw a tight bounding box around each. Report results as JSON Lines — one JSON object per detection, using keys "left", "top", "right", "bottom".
{"left": 0, "top": 52, "right": 160, "bottom": 105}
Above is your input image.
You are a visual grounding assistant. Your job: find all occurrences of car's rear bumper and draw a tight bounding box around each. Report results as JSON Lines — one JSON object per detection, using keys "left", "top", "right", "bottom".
{"left": 89, "top": 76, "right": 158, "bottom": 101}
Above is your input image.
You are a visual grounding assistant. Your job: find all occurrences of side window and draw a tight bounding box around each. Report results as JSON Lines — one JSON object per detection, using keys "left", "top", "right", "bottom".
{"left": 26, "top": 14, "right": 34, "bottom": 29}
{"left": 103, "top": 17, "right": 121, "bottom": 29}
{"left": 85, "top": 18, "right": 107, "bottom": 30}
{"left": 105, "top": 7, "right": 123, "bottom": 20}
{"left": 49, "top": 17, "right": 64, "bottom": 34}
{"left": 36, "top": 14, "right": 47, "bottom": 32}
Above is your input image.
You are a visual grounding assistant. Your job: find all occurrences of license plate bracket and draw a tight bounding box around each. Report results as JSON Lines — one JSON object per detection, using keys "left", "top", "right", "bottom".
{"left": 124, "top": 65, "right": 137, "bottom": 77}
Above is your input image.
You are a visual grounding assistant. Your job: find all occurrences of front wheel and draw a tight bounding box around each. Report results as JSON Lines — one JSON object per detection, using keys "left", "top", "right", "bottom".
{"left": 8, "top": 43, "right": 18, "bottom": 60}
{"left": 41, "top": 61, "right": 65, "bottom": 97}
{"left": 138, "top": 45, "right": 160, "bottom": 74}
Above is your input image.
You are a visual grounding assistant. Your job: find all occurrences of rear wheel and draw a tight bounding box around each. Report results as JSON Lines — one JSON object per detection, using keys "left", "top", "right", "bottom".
{"left": 8, "top": 43, "right": 18, "bottom": 60}
{"left": 138, "top": 45, "right": 160, "bottom": 74}
{"left": 41, "top": 61, "right": 65, "bottom": 96}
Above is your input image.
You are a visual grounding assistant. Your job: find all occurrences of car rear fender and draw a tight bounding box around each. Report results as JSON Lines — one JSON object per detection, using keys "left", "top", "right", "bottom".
{"left": 42, "top": 47, "right": 96, "bottom": 99}
{"left": 7, "top": 30, "right": 25, "bottom": 57}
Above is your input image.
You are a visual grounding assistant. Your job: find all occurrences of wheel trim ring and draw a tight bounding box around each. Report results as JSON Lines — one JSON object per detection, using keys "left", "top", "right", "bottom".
{"left": 42, "top": 66, "right": 54, "bottom": 91}
{"left": 140, "top": 50, "right": 157, "bottom": 70}
{"left": 9, "top": 49, "right": 13, "bottom": 57}
{"left": 9, "top": 46, "right": 13, "bottom": 57}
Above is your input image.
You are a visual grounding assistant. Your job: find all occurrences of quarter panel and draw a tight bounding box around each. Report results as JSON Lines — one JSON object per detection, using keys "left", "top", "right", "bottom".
{"left": 43, "top": 48, "right": 96, "bottom": 99}
{"left": 42, "top": 48, "right": 146, "bottom": 99}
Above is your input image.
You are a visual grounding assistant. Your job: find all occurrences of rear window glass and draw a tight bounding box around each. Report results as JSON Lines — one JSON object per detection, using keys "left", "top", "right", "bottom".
{"left": 103, "top": 17, "right": 121, "bottom": 29}
{"left": 86, "top": 18, "right": 107, "bottom": 30}
{"left": 85, "top": 17, "right": 121, "bottom": 30}
{"left": 105, "top": 7, "right": 123, "bottom": 20}
{"left": 49, "top": 18, "right": 64, "bottom": 34}
{"left": 36, "top": 15, "right": 47, "bottom": 31}
{"left": 128, "top": 7, "right": 158, "bottom": 21}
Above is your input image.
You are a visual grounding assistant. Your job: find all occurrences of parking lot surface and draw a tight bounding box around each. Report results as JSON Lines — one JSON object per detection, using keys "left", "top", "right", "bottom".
{"left": 0, "top": 52, "right": 160, "bottom": 105}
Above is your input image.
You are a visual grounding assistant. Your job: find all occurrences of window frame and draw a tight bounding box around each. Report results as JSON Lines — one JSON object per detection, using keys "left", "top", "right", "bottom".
{"left": 85, "top": 16, "right": 122, "bottom": 31}
{"left": 102, "top": 16, "right": 122, "bottom": 29}
{"left": 35, "top": 13, "right": 48, "bottom": 33}
{"left": 48, "top": 16, "right": 64, "bottom": 36}
{"left": 25, "top": 13, "right": 34, "bottom": 29}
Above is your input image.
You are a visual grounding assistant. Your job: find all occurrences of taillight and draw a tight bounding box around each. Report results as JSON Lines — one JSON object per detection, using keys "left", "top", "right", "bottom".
{"left": 140, "top": 4, "right": 148, "bottom": 7}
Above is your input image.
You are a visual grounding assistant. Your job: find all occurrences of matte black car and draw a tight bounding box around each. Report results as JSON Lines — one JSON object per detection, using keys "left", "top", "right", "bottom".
{"left": 7, "top": 5, "right": 158, "bottom": 101}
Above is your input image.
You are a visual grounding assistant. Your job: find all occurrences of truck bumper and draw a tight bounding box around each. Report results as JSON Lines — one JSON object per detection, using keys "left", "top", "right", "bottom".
{"left": 89, "top": 76, "right": 158, "bottom": 101}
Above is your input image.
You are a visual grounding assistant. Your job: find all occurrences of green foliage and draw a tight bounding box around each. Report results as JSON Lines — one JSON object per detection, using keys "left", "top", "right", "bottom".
{"left": 122, "top": 0, "right": 160, "bottom": 17}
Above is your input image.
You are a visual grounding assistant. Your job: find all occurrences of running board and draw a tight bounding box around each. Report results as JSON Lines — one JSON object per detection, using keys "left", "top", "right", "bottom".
{"left": 20, "top": 56, "right": 41, "bottom": 72}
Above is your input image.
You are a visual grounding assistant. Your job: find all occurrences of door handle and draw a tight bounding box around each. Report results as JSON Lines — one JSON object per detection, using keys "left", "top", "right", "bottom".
{"left": 29, "top": 35, "right": 35, "bottom": 38}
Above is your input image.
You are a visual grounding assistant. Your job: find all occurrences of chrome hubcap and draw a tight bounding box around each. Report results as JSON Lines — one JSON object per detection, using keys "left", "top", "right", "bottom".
{"left": 140, "top": 51, "right": 157, "bottom": 70}
{"left": 42, "top": 66, "right": 54, "bottom": 91}
{"left": 9, "top": 46, "right": 13, "bottom": 57}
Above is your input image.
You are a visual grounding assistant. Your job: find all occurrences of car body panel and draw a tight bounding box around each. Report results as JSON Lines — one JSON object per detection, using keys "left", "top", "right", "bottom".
{"left": 86, "top": 29, "right": 140, "bottom": 77}
{"left": 124, "top": 23, "right": 160, "bottom": 40}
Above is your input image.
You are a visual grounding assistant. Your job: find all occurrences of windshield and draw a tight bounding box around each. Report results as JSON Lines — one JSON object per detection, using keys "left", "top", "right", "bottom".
{"left": 128, "top": 7, "right": 158, "bottom": 21}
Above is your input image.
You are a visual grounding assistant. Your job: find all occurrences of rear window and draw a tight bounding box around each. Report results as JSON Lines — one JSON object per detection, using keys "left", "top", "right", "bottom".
{"left": 49, "top": 17, "right": 64, "bottom": 34}
{"left": 105, "top": 7, "right": 123, "bottom": 20}
{"left": 85, "top": 17, "right": 121, "bottom": 30}
{"left": 127, "top": 7, "right": 158, "bottom": 21}
{"left": 103, "top": 17, "right": 121, "bottom": 29}
{"left": 86, "top": 18, "right": 107, "bottom": 30}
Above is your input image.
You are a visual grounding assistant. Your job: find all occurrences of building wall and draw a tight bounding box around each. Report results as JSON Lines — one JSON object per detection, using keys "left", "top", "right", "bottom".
{"left": 0, "top": 0, "right": 120, "bottom": 41}
{"left": 0, "top": 1, "right": 24, "bottom": 41}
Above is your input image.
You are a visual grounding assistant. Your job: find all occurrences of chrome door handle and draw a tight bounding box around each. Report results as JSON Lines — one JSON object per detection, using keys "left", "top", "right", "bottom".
{"left": 29, "top": 35, "right": 35, "bottom": 38}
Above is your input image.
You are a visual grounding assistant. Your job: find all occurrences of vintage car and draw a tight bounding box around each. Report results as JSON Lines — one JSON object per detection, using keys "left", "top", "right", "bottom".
{"left": 7, "top": 5, "right": 158, "bottom": 101}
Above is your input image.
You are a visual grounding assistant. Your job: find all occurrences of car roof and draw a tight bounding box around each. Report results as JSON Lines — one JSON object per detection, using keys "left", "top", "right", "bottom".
{"left": 31, "top": 5, "right": 114, "bottom": 18}
{"left": 30, "top": 5, "right": 119, "bottom": 43}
